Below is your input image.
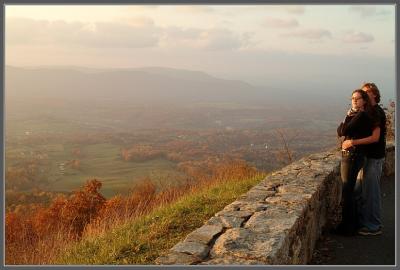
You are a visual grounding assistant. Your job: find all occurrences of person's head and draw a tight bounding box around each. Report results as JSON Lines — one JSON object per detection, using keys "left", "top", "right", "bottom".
{"left": 361, "top": 82, "right": 380, "bottom": 105}
{"left": 351, "top": 89, "right": 371, "bottom": 111}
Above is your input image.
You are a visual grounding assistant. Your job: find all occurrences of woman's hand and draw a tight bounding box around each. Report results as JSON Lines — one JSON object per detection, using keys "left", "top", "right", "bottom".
{"left": 342, "top": 139, "right": 353, "bottom": 150}
{"left": 347, "top": 107, "right": 357, "bottom": 116}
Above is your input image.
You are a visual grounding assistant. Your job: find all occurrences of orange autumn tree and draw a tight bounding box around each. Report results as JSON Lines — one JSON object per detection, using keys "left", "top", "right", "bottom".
{"left": 6, "top": 179, "right": 106, "bottom": 264}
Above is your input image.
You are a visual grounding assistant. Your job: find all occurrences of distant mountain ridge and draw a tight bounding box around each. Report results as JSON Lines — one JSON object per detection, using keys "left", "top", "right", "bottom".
{"left": 6, "top": 65, "right": 262, "bottom": 105}
{"left": 5, "top": 65, "right": 349, "bottom": 137}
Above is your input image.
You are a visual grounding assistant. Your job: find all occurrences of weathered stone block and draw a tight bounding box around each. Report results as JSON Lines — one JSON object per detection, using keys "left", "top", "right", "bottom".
{"left": 220, "top": 215, "right": 245, "bottom": 228}
{"left": 383, "top": 143, "right": 395, "bottom": 176}
{"left": 242, "top": 189, "right": 270, "bottom": 201}
{"left": 201, "top": 255, "right": 265, "bottom": 265}
{"left": 239, "top": 202, "right": 269, "bottom": 212}
{"left": 265, "top": 193, "right": 309, "bottom": 207}
{"left": 155, "top": 251, "right": 201, "bottom": 265}
{"left": 222, "top": 202, "right": 241, "bottom": 211}
{"left": 243, "top": 212, "right": 271, "bottom": 233}
{"left": 185, "top": 224, "right": 223, "bottom": 244}
{"left": 244, "top": 207, "right": 298, "bottom": 233}
{"left": 289, "top": 235, "right": 303, "bottom": 264}
{"left": 206, "top": 215, "right": 245, "bottom": 228}
{"left": 205, "top": 216, "right": 224, "bottom": 226}
{"left": 215, "top": 210, "right": 253, "bottom": 219}
{"left": 171, "top": 241, "right": 209, "bottom": 259}
{"left": 210, "top": 228, "right": 283, "bottom": 264}
{"left": 277, "top": 184, "right": 307, "bottom": 194}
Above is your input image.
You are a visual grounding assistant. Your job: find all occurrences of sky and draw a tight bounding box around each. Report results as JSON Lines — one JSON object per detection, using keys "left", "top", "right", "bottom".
{"left": 4, "top": 5, "right": 396, "bottom": 100}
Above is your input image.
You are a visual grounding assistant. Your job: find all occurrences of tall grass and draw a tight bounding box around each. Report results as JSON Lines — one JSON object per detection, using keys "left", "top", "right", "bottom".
{"left": 5, "top": 161, "right": 266, "bottom": 265}
{"left": 83, "top": 161, "right": 261, "bottom": 238}
{"left": 58, "top": 163, "right": 266, "bottom": 264}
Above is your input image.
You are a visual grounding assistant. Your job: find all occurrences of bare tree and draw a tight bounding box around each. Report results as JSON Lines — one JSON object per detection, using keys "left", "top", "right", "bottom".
{"left": 274, "top": 128, "right": 301, "bottom": 165}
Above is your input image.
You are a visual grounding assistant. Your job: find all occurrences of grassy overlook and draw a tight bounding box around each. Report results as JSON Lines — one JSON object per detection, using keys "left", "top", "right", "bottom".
{"left": 57, "top": 172, "right": 265, "bottom": 264}
{"left": 6, "top": 160, "right": 266, "bottom": 265}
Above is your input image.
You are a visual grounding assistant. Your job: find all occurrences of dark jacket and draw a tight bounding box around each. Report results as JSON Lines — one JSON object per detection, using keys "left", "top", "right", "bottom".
{"left": 337, "top": 111, "right": 373, "bottom": 154}
{"left": 366, "top": 105, "right": 386, "bottom": 159}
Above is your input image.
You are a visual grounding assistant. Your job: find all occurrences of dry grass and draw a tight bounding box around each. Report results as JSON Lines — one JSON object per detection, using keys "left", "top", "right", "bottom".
{"left": 5, "top": 160, "right": 264, "bottom": 265}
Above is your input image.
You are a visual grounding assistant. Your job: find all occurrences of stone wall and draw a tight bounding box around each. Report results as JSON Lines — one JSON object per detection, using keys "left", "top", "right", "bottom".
{"left": 156, "top": 143, "right": 395, "bottom": 265}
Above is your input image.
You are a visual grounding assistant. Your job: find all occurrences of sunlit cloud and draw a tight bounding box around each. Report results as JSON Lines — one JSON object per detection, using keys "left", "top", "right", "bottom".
{"left": 160, "top": 26, "right": 203, "bottom": 48}
{"left": 164, "top": 26, "right": 203, "bottom": 40}
{"left": 285, "top": 6, "right": 306, "bottom": 15}
{"left": 122, "top": 16, "right": 155, "bottom": 27}
{"left": 349, "top": 6, "right": 377, "bottom": 17}
{"left": 6, "top": 17, "right": 161, "bottom": 48}
{"left": 7, "top": 17, "right": 84, "bottom": 45}
{"left": 87, "top": 21, "right": 161, "bottom": 48}
{"left": 240, "top": 6, "right": 305, "bottom": 16}
{"left": 5, "top": 5, "right": 395, "bottom": 71}
{"left": 121, "top": 5, "right": 160, "bottom": 12}
{"left": 174, "top": 6, "right": 214, "bottom": 13}
{"left": 199, "top": 29, "right": 252, "bottom": 50}
{"left": 161, "top": 27, "right": 252, "bottom": 51}
{"left": 7, "top": 16, "right": 254, "bottom": 52}
{"left": 349, "top": 6, "right": 391, "bottom": 18}
{"left": 262, "top": 17, "right": 299, "bottom": 28}
{"left": 341, "top": 31, "right": 374, "bottom": 43}
{"left": 281, "top": 28, "right": 332, "bottom": 40}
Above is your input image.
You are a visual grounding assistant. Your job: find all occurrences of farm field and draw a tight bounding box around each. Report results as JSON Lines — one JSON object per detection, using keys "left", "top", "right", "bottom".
{"left": 6, "top": 141, "right": 186, "bottom": 198}
{"left": 5, "top": 100, "right": 339, "bottom": 207}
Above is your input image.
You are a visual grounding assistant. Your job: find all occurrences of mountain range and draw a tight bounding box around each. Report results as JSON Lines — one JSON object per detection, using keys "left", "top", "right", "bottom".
{"left": 6, "top": 66, "right": 276, "bottom": 106}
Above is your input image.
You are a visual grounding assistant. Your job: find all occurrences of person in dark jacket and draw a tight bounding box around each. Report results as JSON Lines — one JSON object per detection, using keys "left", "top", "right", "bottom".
{"left": 342, "top": 83, "right": 386, "bottom": 236}
{"left": 336, "top": 89, "right": 375, "bottom": 235}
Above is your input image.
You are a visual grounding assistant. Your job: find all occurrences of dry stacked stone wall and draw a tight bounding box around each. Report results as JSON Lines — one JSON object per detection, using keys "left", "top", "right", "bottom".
{"left": 156, "top": 143, "right": 395, "bottom": 265}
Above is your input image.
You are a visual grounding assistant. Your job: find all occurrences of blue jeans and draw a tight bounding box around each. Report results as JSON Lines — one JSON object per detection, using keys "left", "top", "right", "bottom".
{"left": 340, "top": 152, "right": 366, "bottom": 233}
{"left": 356, "top": 158, "right": 384, "bottom": 231}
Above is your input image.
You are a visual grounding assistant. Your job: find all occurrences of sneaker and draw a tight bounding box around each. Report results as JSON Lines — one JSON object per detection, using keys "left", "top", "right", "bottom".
{"left": 357, "top": 227, "right": 382, "bottom": 236}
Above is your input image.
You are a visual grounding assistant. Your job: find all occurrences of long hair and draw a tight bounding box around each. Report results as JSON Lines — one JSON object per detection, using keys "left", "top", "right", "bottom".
{"left": 352, "top": 88, "right": 378, "bottom": 123}
{"left": 361, "top": 82, "right": 381, "bottom": 103}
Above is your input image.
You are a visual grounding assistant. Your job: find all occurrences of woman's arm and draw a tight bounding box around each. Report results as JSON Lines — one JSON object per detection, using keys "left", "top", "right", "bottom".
{"left": 338, "top": 112, "right": 361, "bottom": 137}
{"left": 337, "top": 122, "right": 345, "bottom": 137}
{"left": 342, "top": 126, "right": 380, "bottom": 149}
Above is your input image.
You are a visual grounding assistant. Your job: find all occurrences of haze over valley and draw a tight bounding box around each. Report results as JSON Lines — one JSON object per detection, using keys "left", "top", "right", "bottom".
{"left": 6, "top": 65, "right": 347, "bottom": 132}
{"left": 5, "top": 65, "right": 344, "bottom": 202}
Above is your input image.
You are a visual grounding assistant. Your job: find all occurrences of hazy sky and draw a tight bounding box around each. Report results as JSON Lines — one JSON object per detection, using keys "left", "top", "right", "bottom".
{"left": 5, "top": 5, "right": 396, "bottom": 98}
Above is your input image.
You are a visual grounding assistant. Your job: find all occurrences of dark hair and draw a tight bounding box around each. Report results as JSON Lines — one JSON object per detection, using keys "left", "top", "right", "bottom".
{"left": 361, "top": 82, "right": 381, "bottom": 103}
{"left": 352, "top": 88, "right": 378, "bottom": 125}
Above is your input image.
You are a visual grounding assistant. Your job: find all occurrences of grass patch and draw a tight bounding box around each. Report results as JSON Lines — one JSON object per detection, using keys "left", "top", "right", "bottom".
{"left": 56, "top": 173, "right": 265, "bottom": 265}
{"left": 6, "top": 141, "right": 186, "bottom": 198}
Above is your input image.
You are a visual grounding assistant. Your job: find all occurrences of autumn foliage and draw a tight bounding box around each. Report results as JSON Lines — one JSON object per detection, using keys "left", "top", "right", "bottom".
{"left": 384, "top": 100, "right": 395, "bottom": 141}
{"left": 5, "top": 161, "right": 260, "bottom": 265}
{"left": 5, "top": 179, "right": 106, "bottom": 264}
{"left": 121, "top": 145, "right": 165, "bottom": 162}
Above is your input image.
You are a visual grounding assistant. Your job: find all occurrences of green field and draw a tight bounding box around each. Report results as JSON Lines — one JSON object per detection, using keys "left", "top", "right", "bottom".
{"left": 6, "top": 141, "right": 186, "bottom": 198}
